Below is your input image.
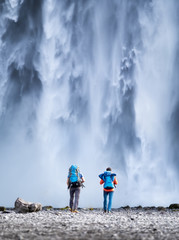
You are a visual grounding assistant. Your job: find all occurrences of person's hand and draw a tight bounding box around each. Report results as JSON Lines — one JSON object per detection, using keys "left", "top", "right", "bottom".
{"left": 81, "top": 177, "right": 85, "bottom": 183}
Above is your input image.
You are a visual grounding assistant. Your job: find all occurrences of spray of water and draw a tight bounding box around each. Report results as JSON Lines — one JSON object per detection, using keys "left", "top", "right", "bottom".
{"left": 0, "top": 0, "right": 178, "bottom": 207}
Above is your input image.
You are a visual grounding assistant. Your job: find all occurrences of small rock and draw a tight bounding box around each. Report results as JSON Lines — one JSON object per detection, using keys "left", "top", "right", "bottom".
{"left": 88, "top": 208, "right": 94, "bottom": 211}
{"left": 42, "top": 206, "right": 53, "bottom": 210}
{"left": 157, "top": 206, "right": 166, "bottom": 211}
{"left": 122, "top": 205, "right": 130, "bottom": 210}
{"left": 2, "top": 210, "right": 13, "bottom": 214}
{"left": 29, "top": 203, "right": 42, "bottom": 212}
{"left": 59, "top": 206, "right": 70, "bottom": 210}
{"left": 143, "top": 206, "right": 156, "bottom": 210}
{"left": 136, "top": 205, "right": 142, "bottom": 209}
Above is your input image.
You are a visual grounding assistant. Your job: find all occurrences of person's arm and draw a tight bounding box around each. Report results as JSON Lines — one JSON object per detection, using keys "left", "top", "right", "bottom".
{"left": 100, "top": 179, "right": 104, "bottom": 185}
{"left": 67, "top": 177, "right": 69, "bottom": 186}
{"left": 81, "top": 176, "right": 85, "bottom": 183}
{"left": 113, "top": 177, "right": 118, "bottom": 185}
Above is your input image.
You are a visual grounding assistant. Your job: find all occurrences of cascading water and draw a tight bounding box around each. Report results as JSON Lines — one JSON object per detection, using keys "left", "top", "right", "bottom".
{"left": 0, "top": 0, "right": 178, "bottom": 207}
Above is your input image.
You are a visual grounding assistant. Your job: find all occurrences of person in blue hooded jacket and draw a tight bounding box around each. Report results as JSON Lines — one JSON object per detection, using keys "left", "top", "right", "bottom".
{"left": 99, "top": 167, "right": 118, "bottom": 213}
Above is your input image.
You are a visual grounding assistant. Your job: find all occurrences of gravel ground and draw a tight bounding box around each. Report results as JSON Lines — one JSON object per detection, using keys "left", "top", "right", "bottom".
{"left": 0, "top": 208, "right": 179, "bottom": 240}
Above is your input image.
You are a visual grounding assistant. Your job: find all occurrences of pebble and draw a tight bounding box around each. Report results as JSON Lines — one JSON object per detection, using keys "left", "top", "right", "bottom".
{"left": 0, "top": 208, "right": 178, "bottom": 239}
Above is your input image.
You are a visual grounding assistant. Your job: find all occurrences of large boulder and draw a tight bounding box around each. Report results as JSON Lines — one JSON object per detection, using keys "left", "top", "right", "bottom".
{"left": 169, "top": 203, "right": 179, "bottom": 209}
{"left": 15, "top": 198, "right": 42, "bottom": 213}
{"left": 0, "top": 206, "right": 5, "bottom": 211}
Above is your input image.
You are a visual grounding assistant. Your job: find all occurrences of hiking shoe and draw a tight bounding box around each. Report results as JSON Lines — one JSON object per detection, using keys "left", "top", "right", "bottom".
{"left": 73, "top": 210, "right": 79, "bottom": 213}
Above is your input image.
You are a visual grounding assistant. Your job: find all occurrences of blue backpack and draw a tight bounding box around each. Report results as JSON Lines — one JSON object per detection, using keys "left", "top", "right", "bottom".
{"left": 99, "top": 171, "right": 116, "bottom": 189}
{"left": 68, "top": 165, "right": 81, "bottom": 187}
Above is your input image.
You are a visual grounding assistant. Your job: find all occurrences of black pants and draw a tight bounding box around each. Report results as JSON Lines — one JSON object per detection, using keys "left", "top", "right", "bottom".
{"left": 69, "top": 187, "right": 80, "bottom": 210}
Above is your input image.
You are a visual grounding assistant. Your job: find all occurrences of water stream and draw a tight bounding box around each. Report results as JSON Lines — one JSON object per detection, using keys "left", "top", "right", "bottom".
{"left": 0, "top": 0, "right": 178, "bottom": 207}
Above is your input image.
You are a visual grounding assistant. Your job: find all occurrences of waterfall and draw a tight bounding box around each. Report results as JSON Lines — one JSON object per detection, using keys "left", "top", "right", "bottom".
{"left": 0, "top": 0, "right": 178, "bottom": 207}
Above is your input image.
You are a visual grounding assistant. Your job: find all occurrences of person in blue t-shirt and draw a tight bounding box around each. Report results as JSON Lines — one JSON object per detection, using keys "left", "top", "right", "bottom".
{"left": 67, "top": 165, "right": 85, "bottom": 213}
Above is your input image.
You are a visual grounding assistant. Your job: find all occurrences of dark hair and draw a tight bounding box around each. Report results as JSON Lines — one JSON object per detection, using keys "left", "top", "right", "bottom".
{"left": 106, "top": 167, "right": 112, "bottom": 171}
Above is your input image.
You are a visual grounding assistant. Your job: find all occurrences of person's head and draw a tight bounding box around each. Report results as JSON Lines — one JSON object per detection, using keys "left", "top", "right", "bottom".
{"left": 106, "top": 167, "right": 112, "bottom": 171}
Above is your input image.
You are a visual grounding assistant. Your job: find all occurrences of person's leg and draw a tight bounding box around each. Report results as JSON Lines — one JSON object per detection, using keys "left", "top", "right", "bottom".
{"left": 69, "top": 188, "right": 75, "bottom": 210}
{"left": 103, "top": 191, "right": 108, "bottom": 212}
{"left": 108, "top": 191, "right": 114, "bottom": 212}
{"left": 74, "top": 187, "right": 81, "bottom": 211}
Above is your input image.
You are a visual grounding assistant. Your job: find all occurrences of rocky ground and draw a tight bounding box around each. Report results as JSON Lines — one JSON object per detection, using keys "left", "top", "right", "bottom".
{"left": 0, "top": 207, "right": 179, "bottom": 240}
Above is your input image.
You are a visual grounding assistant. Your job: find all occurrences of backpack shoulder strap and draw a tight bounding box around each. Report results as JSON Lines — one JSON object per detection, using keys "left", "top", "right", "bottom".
{"left": 76, "top": 167, "right": 80, "bottom": 181}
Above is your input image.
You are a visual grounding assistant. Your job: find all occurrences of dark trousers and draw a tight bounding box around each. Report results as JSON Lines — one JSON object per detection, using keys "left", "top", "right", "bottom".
{"left": 69, "top": 187, "right": 80, "bottom": 210}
